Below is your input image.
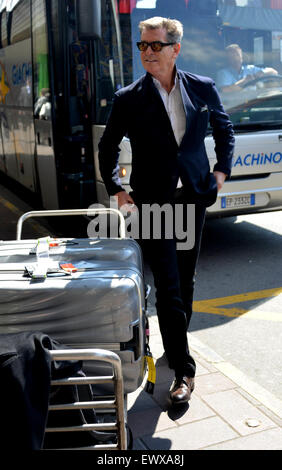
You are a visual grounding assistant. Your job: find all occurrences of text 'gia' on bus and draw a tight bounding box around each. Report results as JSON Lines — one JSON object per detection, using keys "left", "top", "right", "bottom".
{"left": 0, "top": 0, "right": 282, "bottom": 217}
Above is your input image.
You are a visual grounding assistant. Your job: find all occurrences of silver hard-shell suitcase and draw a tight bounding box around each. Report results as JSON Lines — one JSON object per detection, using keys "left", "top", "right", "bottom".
{"left": 0, "top": 209, "right": 148, "bottom": 394}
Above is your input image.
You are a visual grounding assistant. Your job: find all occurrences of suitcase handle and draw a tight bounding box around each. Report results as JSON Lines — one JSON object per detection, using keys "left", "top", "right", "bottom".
{"left": 16, "top": 208, "right": 126, "bottom": 240}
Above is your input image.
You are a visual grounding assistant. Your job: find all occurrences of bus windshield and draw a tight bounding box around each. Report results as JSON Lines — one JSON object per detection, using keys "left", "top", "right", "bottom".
{"left": 118, "top": 0, "right": 282, "bottom": 131}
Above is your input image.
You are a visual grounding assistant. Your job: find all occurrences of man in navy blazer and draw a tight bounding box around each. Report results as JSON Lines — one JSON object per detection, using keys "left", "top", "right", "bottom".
{"left": 99, "top": 17, "right": 234, "bottom": 405}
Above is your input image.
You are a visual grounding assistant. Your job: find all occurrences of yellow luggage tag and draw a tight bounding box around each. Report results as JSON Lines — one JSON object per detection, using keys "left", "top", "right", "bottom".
{"left": 145, "top": 350, "right": 156, "bottom": 395}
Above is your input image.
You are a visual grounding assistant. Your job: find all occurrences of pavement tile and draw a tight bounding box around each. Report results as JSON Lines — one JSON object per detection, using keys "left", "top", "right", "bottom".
{"left": 150, "top": 344, "right": 166, "bottom": 361}
{"left": 193, "top": 355, "right": 218, "bottom": 373}
{"left": 195, "top": 361, "right": 210, "bottom": 376}
{"left": 128, "top": 407, "right": 177, "bottom": 439}
{"left": 201, "top": 389, "right": 276, "bottom": 436}
{"left": 147, "top": 318, "right": 160, "bottom": 336}
{"left": 193, "top": 372, "right": 237, "bottom": 395}
{"left": 149, "top": 334, "right": 164, "bottom": 346}
{"left": 204, "top": 427, "right": 282, "bottom": 450}
{"left": 173, "top": 395, "right": 215, "bottom": 425}
{"left": 152, "top": 346, "right": 168, "bottom": 361}
{"left": 141, "top": 416, "right": 238, "bottom": 450}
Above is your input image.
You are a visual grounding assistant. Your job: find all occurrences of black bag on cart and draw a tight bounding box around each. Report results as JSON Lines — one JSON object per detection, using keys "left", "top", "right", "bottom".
{"left": 0, "top": 331, "right": 126, "bottom": 449}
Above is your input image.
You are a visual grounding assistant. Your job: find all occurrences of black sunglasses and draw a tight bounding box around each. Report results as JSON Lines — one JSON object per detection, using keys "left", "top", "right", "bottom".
{"left": 136, "top": 41, "right": 176, "bottom": 52}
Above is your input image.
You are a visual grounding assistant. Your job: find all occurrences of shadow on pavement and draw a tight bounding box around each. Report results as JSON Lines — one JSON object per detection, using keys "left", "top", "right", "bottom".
{"left": 128, "top": 353, "right": 192, "bottom": 450}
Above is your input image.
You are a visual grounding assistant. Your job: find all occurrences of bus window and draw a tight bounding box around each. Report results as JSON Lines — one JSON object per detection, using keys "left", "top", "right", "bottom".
{"left": 95, "top": 0, "right": 123, "bottom": 124}
{"left": 120, "top": 0, "right": 282, "bottom": 130}
{"left": 0, "top": 9, "right": 8, "bottom": 48}
{"left": 10, "top": 0, "right": 30, "bottom": 45}
{"left": 32, "top": 0, "right": 50, "bottom": 119}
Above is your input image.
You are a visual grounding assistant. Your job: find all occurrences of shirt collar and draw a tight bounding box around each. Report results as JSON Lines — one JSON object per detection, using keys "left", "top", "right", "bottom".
{"left": 152, "top": 71, "right": 179, "bottom": 93}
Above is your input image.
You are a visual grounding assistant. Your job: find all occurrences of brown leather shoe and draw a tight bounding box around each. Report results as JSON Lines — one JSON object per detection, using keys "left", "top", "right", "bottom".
{"left": 169, "top": 376, "right": 195, "bottom": 404}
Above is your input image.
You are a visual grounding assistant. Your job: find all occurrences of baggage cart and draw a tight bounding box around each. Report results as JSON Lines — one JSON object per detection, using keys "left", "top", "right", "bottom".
{"left": 0, "top": 209, "right": 149, "bottom": 395}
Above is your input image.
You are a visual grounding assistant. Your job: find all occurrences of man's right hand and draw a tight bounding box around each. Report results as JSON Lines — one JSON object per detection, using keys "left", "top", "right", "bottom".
{"left": 114, "top": 191, "right": 136, "bottom": 211}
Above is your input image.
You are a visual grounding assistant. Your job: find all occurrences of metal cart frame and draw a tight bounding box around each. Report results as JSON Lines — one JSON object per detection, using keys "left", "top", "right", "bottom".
{"left": 46, "top": 348, "right": 127, "bottom": 450}
{"left": 16, "top": 208, "right": 126, "bottom": 240}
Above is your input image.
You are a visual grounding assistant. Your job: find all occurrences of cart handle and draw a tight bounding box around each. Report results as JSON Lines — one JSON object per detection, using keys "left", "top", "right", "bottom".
{"left": 16, "top": 208, "right": 126, "bottom": 240}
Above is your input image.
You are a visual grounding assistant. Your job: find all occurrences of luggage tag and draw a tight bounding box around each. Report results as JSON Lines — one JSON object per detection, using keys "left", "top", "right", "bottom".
{"left": 48, "top": 239, "right": 75, "bottom": 247}
{"left": 29, "top": 237, "right": 51, "bottom": 255}
{"left": 49, "top": 240, "right": 60, "bottom": 247}
{"left": 29, "top": 238, "right": 65, "bottom": 254}
{"left": 27, "top": 238, "right": 51, "bottom": 278}
{"left": 59, "top": 263, "right": 78, "bottom": 273}
{"left": 24, "top": 261, "right": 76, "bottom": 279}
{"left": 24, "top": 263, "right": 48, "bottom": 279}
{"left": 145, "top": 349, "right": 156, "bottom": 395}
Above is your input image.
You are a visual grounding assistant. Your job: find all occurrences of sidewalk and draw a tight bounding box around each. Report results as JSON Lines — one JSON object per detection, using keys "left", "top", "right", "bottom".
{"left": 128, "top": 315, "right": 282, "bottom": 450}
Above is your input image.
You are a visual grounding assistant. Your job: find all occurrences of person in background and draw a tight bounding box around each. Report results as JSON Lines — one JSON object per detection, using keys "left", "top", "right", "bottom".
{"left": 34, "top": 88, "right": 51, "bottom": 118}
{"left": 217, "top": 44, "right": 278, "bottom": 93}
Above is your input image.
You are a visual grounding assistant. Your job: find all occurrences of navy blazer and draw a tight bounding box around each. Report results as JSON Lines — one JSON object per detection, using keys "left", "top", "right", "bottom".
{"left": 98, "top": 69, "right": 235, "bottom": 206}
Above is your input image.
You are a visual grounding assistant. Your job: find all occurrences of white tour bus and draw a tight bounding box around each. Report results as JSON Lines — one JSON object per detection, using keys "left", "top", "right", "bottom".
{"left": 0, "top": 0, "right": 281, "bottom": 219}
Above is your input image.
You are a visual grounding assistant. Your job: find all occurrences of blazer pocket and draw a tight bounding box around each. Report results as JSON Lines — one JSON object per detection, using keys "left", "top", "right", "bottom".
{"left": 197, "top": 107, "right": 209, "bottom": 127}
{"left": 199, "top": 105, "right": 208, "bottom": 112}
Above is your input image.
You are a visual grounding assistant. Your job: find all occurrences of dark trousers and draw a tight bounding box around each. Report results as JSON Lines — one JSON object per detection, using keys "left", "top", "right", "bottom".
{"left": 136, "top": 195, "right": 206, "bottom": 378}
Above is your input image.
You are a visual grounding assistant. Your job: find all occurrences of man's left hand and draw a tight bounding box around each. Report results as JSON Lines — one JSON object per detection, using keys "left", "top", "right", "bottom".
{"left": 213, "top": 171, "right": 227, "bottom": 191}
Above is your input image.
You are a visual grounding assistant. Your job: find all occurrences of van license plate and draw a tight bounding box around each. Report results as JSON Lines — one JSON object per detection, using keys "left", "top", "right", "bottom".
{"left": 221, "top": 194, "right": 255, "bottom": 209}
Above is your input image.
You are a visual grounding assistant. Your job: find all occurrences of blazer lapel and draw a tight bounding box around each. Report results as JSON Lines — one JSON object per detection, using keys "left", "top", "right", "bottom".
{"left": 141, "top": 73, "right": 178, "bottom": 146}
{"left": 178, "top": 71, "right": 196, "bottom": 132}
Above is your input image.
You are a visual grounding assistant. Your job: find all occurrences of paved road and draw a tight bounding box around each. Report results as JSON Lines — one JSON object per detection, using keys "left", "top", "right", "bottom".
{"left": 145, "top": 211, "right": 282, "bottom": 400}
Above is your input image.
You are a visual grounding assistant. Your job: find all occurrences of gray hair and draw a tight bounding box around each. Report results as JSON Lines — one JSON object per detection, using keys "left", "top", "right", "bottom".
{"left": 225, "top": 44, "right": 242, "bottom": 53}
{"left": 138, "top": 17, "right": 183, "bottom": 44}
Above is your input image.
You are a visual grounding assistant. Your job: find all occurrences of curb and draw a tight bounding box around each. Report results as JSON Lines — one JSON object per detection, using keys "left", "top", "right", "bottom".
{"left": 188, "top": 332, "right": 282, "bottom": 420}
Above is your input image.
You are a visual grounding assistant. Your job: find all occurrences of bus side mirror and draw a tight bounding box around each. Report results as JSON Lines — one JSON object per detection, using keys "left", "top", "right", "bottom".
{"left": 77, "top": 0, "right": 101, "bottom": 39}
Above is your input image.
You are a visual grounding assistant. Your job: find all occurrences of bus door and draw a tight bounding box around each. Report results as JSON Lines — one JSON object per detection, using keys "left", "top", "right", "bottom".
{"left": 32, "top": 0, "right": 59, "bottom": 209}
{"left": 33, "top": 0, "right": 98, "bottom": 210}
{"left": 60, "top": 1, "right": 96, "bottom": 209}
{"left": 43, "top": 0, "right": 121, "bottom": 210}
{"left": 33, "top": 0, "right": 95, "bottom": 210}
{"left": 92, "top": 0, "right": 124, "bottom": 207}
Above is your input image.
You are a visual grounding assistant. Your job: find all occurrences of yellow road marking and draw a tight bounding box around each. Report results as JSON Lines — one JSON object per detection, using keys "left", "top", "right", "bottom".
{"left": 0, "top": 196, "right": 22, "bottom": 216}
{"left": 0, "top": 196, "right": 50, "bottom": 238}
{"left": 193, "top": 287, "right": 282, "bottom": 321}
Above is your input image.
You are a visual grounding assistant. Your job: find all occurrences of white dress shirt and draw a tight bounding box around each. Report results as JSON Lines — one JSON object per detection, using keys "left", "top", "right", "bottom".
{"left": 153, "top": 74, "right": 186, "bottom": 188}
